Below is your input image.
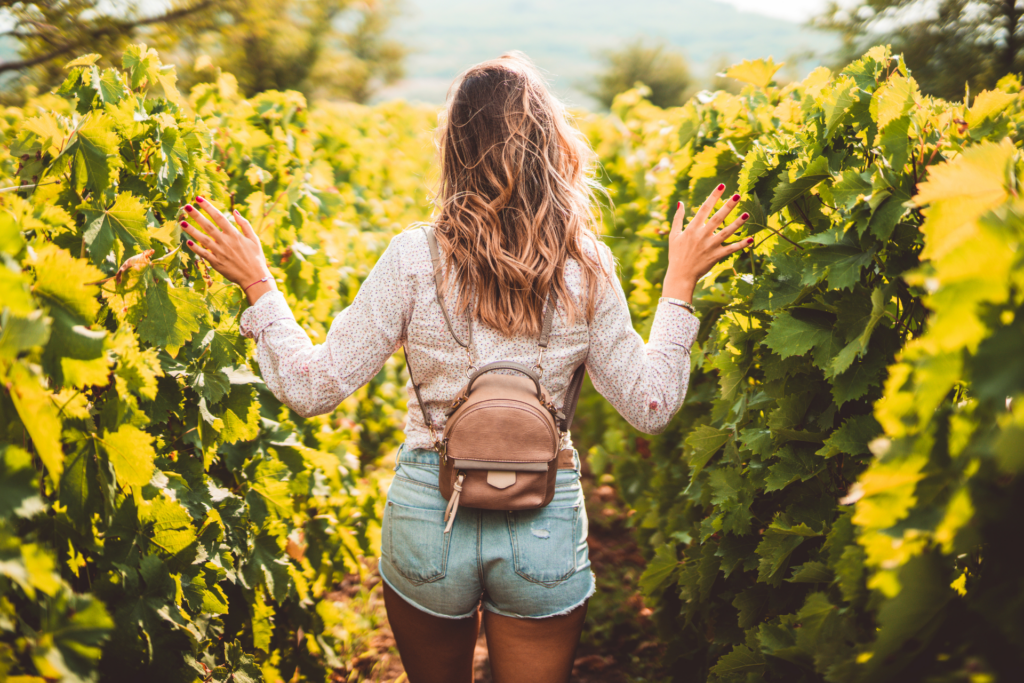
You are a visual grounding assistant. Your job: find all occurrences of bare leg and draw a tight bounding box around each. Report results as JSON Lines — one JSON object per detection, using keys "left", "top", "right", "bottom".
{"left": 484, "top": 601, "right": 588, "bottom": 683}
{"left": 382, "top": 581, "right": 481, "bottom": 683}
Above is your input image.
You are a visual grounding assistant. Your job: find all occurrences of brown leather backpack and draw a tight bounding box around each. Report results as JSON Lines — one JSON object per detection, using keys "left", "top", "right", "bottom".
{"left": 404, "top": 226, "right": 586, "bottom": 532}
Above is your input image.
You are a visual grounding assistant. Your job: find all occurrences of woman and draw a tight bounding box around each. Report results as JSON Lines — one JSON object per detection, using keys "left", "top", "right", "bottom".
{"left": 181, "top": 52, "right": 751, "bottom": 683}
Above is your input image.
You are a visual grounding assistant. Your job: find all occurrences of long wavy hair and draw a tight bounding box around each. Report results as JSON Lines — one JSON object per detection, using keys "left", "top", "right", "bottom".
{"left": 430, "top": 51, "right": 608, "bottom": 338}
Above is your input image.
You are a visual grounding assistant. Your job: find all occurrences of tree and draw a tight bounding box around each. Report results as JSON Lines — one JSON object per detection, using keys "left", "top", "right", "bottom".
{"left": 0, "top": 0, "right": 216, "bottom": 100}
{"left": 0, "top": 0, "right": 406, "bottom": 103}
{"left": 816, "top": 0, "right": 1024, "bottom": 100}
{"left": 153, "top": 0, "right": 406, "bottom": 102}
{"left": 586, "top": 38, "right": 693, "bottom": 110}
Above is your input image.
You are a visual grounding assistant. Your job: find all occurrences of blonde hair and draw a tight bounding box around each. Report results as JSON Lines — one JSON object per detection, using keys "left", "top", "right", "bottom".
{"left": 430, "top": 51, "right": 607, "bottom": 337}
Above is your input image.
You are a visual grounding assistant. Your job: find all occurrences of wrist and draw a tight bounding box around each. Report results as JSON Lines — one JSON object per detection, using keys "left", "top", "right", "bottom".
{"left": 661, "top": 275, "right": 697, "bottom": 303}
{"left": 244, "top": 278, "right": 276, "bottom": 306}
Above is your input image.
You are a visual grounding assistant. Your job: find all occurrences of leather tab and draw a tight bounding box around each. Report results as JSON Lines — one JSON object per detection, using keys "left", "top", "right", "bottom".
{"left": 556, "top": 448, "right": 575, "bottom": 470}
{"left": 487, "top": 471, "right": 516, "bottom": 489}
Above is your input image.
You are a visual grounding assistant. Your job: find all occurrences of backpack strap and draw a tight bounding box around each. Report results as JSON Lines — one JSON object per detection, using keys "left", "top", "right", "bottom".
{"left": 410, "top": 225, "right": 587, "bottom": 439}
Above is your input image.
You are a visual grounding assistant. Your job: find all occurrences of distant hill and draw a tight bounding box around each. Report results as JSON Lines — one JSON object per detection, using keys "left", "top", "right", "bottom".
{"left": 375, "top": 0, "right": 839, "bottom": 110}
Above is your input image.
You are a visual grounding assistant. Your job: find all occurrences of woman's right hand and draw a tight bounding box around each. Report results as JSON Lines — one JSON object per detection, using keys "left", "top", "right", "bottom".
{"left": 662, "top": 183, "right": 753, "bottom": 303}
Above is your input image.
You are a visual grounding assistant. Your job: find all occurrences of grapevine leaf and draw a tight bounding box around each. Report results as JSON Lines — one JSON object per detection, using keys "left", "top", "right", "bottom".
{"left": 141, "top": 496, "right": 196, "bottom": 561}
{"left": 0, "top": 310, "right": 50, "bottom": 359}
{"left": 725, "top": 57, "right": 783, "bottom": 89}
{"left": 684, "top": 425, "right": 731, "bottom": 478}
{"left": 9, "top": 364, "right": 64, "bottom": 478}
{"left": 83, "top": 192, "right": 151, "bottom": 263}
{"left": 122, "top": 44, "right": 161, "bottom": 89}
{"left": 136, "top": 280, "right": 207, "bottom": 357}
{"left": 30, "top": 245, "right": 104, "bottom": 323}
{"left": 243, "top": 531, "right": 290, "bottom": 602}
{"left": 831, "top": 170, "right": 872, "bottom": 209}
{"left": 638, "top": 544, "right": 680, "bottom": 596}
{"left": 788, "top": 561, "right": 832, "bottom": 583}
{"left": 60, "top": 443, "right": 100, "bottom": 534}
{"left": 101, "top": 424, "right": 156, "bottom": 488}
{"left": 0, "top": 445, "right": 43, "bottom": 518}
{"left": 65, "top": 54, "right": 102, "bottom": 68}
{"left": 770, "top": 156, "right": 830, "bottom": 214}
{"left": 75, "top": 113, "right": 122, "bottom": 194}
{"left": 733, "top": 585, "right": 769, "bottom": 629}
{"left": 763, "top": 312, "right": 832, "bottom": 359}
{"left": 831, "top": 351, "right": 888, "bottom": 407}
{"left": 965, "top": 89, "right": 1017, "bottom": 128}
{"left": 710, "top": 644, "right": 764, "bottom": 680}
{"left": 817, "top": 414, "right": 881, "bottom": 458}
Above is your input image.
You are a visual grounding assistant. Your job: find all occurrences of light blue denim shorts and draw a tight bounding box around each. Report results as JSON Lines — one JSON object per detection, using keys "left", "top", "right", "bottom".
{"left": 378, "top": 444, "right": 594, "bottom": 620}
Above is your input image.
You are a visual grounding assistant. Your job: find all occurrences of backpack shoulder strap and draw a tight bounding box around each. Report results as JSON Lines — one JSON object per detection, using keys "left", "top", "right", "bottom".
{"left": 423, "top": 225, "right": 471, "bottom": 350}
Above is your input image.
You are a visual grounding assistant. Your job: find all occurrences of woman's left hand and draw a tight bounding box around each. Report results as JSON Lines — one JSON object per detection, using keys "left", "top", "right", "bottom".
{"left": 180, "top": 196, "right": 274, "bottom": 304}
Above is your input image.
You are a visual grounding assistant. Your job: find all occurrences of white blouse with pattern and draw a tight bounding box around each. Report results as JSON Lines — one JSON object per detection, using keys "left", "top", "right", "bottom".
{"left": 239, "top": 227, "right": 699, "bottom": 450}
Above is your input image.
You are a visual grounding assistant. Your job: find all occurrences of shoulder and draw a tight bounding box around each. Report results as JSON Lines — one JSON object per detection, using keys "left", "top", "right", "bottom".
{"left": 573, "top": 230, "right": 616, "bottom": 277}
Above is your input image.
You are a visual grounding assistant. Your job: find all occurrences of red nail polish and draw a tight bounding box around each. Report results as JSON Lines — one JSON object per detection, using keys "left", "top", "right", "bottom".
{"left": 741, "top": 213, "right": 750, "bottom": 220}
{"left": 717, "top": 184, "right": 726, "bottom": 191}
{"left": 180, "top": 220, "right": 188, "bottom": 227}
{"left": 195, "top": 196, "right": 205, "bottom": 203}
{"left": 677, "top": 201, "right": 682, "bottom": 209}
{"left": 732, "top": 194, "right": 741, "bottom": 202}
{"left": 747, "top": 237, "right": 754, "bottom": 243}
{"left": 187, "top": 240, "right": 194, "bottom": 246}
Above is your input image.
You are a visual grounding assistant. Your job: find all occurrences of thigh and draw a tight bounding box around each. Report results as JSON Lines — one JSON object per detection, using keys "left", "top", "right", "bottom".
{"left": 383, "top": 581, "right": 480, "bottom": 683}
{"left": 484, "top": 600, "right": 588, "bottom": 683}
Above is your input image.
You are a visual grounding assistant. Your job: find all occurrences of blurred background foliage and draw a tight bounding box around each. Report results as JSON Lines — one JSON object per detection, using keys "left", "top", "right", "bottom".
{"left": 0, "top": 0, "right": 406, "bottom": 104}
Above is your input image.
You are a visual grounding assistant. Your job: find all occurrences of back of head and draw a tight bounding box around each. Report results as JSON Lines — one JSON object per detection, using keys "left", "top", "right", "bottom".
{"left": 433, "top": 51, "right": 607, "bottom": 338}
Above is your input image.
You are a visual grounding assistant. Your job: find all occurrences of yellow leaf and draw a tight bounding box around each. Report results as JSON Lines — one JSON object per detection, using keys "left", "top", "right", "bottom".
{"left": 966, "top": 89, "right": 1018, "bottom": 127}
{"left": 101, "top": 424, "right": 156, "bottom": 488}
{"left": 871, "top": 75, "right": 918, "bottom": 132}
{"left": 934, "top": 486, "right": 973, "bottom": 553}
{"left": 65, "top": 54, "right": 101, "bottom": 69}
{"left": 30, "top": 244, "right": 105, "bottom": 322}
{"left": 914, "top": 140, "right": 1015, "bottom": 261}
{"left": 8, "top": 364, "right": 64, "bottom": 479}
{"left": 61, "top": 356, "right": 111, "bottom": 389}
{"left": 725, "top": 58, "right": 784, "bottom": 89}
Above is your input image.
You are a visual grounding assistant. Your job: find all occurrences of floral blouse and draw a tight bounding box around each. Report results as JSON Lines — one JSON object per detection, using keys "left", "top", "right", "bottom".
{"left": 239, "top": 227, "right": 699, "bottom": 450}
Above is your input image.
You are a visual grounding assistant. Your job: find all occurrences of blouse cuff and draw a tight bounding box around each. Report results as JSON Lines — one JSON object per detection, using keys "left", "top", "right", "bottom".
{"left": 239, "top": 289, "right": 294, "bottom": 340}
{"left": 650, "top": 299, "right": 700, "bottom": 352}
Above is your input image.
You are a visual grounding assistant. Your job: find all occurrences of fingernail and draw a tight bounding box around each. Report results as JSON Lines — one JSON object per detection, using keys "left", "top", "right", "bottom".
{"left": 195, "top": 196, "right": 205, "bottom": 203}
{"left": 732, "top": 194, "right": 741, "bottom": 202}
{"left": 180, "top": 220, "right": 188, "bottom": 227}
{"left": 187, "top": 240, "right": 194, "bottom": 246}
{"left": 677, "top": 201, "right": 682, "bottom": 209}
{"left": 184, "top": 204, "right": 193, "bottom": 212}
{"left": 717, "top": 184, "right": 726, "bottom": 191}
{"left": 741, "top": 213, "right": 750, "bottom": 220}
{"left": 747, "top": 237, "right": 754, "bottom": 244}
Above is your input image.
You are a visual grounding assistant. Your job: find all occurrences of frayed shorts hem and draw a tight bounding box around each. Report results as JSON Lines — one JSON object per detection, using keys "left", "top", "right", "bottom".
{"left": 481, "top": 571, "right": 596, "bottom": 620}
{"left": 378, "top": 560, "right": 480, "bottom": 620}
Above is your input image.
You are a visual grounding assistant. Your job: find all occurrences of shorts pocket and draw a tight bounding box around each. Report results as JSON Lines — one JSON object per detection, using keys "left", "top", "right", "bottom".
{"left": 385, "top": 501, "right": 450, "bottom": 585}
{"left": 509, "top": 505, "right": 579, "bottom": 587}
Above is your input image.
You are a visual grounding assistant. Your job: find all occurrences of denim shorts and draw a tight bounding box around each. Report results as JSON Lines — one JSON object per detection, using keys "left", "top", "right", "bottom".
{"left": 378, "top": 444, "right": 594, "bottom": 620}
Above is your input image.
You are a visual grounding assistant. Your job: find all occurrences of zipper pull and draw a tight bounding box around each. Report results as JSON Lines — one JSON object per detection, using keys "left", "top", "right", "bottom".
{"left": 444, "top": 471, "right": 466, "bottom": 534}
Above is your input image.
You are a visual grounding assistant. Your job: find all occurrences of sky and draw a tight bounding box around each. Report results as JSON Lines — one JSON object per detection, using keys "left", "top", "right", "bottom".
{"left": 717, "top": 0, "right": 831, "bottom": 22}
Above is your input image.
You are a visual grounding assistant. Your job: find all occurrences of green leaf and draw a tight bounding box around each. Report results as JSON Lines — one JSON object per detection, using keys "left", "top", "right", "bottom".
{"left": 136, "top": 279, "right": 207, "bottom": 357}
{"left": 788, "top": 561, "right": 832, "bottom": 583}
{"left": 101, "top": 424, "right": 156, "bottom": 488}
{"left": 710, "top": 644, "right": 765, "bottom": 680}
{"left": 770, "top": 156, "right": 831, "bottom": 214}
{"left": 122, "top": 44, "right": 161, "bottom": 89}
{"left": 60, "top": 443, "right": 99, "bottom": 534}
{"left": 638, "top": 544, "right": 680, "bottom": 597}
{"left": 0, "top": 445, "right": 43, "bottom": 518}
{"left": 243, "top": 531, "right": 290, "bottom": 602}
{"left": 763, "top": 312, "right": 832, "bottom": 359}
{"left": 74, "top": 113, "right": 122, "bottom": 195}
{"left": 732, "top": 585, "right": 769, "bottom": 629}
{"left": 83, "top": 192, "right": 151, "bottom": 262}
{"left": 831, "top": 170, "right": 873, "bottom": 209}
{"left": 817, "top": 414, "right": 881, "bottom": 458}
{"left": 831, "top": 351, "right": 888, "bottom": 407}
{"left": 685, "top": 425, "right": 732, "bottom": 479}
{"left": 141, "top": 496, "right": 196, "bottom": 560}
{"left": 0, "top": 310, "right": 50, "bottom": 359}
